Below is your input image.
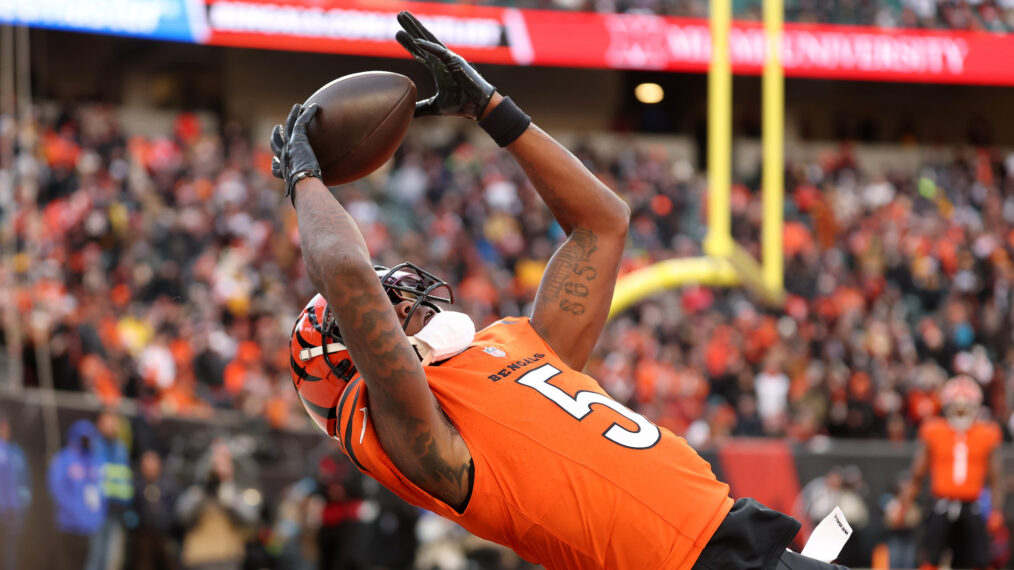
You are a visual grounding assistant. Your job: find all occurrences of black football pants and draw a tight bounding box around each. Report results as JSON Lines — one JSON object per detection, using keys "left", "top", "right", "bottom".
{"left": 694, "top": 498, "right": 850, "bottom": 570}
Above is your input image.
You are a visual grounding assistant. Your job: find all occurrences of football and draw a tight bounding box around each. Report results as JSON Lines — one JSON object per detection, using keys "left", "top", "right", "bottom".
{"left": 303, "top": 71, "right": 416, "bottom": 186}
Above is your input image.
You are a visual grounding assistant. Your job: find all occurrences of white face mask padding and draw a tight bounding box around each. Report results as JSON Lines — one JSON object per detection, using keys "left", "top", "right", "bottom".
{"left": 409, "top": 311, "right": 476, "bottom": 366}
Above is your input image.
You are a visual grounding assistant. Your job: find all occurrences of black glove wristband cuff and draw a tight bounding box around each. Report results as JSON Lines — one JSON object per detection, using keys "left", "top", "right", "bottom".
{"left": 478, "top": 97, "right": 531, "bottom": 148}
{"left": 286, "top": 169, "right": 322, "bottom": 206}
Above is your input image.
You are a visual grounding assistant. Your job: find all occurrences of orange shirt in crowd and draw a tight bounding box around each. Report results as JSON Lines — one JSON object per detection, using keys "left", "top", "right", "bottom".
{"left": 335, "top": 317, "right": 733, "bottom": 570}
{"left": 224, "top": 340, "right": 262, "bottom": 395}
{"left": 920, "top": 417, "right": 1001, "bottom": 501}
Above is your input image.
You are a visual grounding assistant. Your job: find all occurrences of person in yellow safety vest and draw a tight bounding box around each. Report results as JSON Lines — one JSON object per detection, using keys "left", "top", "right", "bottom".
{"left": 86, "top": 410, "right": 133, "bottom": 570}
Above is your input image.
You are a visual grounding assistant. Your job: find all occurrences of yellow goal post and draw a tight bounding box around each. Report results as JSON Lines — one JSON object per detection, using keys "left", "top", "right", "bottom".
{"left": 609, "top": 0, "right": 785, "bottom": 318}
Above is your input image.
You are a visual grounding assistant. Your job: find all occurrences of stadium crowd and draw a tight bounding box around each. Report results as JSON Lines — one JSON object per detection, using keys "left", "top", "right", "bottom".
{"left": 5, "top": 104, "right": 1013, "bottom": 445}
{"left": 418, "top": 0, "right": 1014, "bottom": 31}
{"left": 2, "top": 102, "right": 1014, "bottom": 566}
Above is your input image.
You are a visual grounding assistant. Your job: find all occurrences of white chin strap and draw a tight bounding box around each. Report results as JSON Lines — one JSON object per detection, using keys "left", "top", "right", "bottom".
{"left": 300, "top": 311, "right": 476, "bottom": 367}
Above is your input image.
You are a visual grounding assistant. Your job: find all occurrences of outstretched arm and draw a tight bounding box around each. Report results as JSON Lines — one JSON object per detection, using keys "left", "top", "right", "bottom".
{"left": 273, "top": 104, "right": 472, "bottom": 510}
{"left": 397, "top": 12, "right": 630, "bottom": 371}
{"left": 504, "top": 117, "right": 630, "bottom": 371}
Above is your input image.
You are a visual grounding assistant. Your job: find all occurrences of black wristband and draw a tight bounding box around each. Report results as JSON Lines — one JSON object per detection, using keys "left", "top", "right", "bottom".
{"left": 478, "top": 96, "right": 531, "bottom": 148}
{"left": 286, "top": 169, "right": 322, "bottom": 206}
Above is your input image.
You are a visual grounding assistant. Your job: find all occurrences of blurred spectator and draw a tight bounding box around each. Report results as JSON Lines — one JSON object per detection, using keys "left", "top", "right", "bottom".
{"left": 360, "top": 479, "right": 420, "bottom": 570}
{"left": 0, "top": 412, "right": 31, "bottom": 570}
{"left": 90, "top": 410, "right": 133, "bottom": 570}
{"left": 175, "top": 440, "right": 258, "bottom": 570}
{"left": 47, "top": 420, "right": 106, "bottom": 570}
{"left": 836, "top": 466, "right": 873, "bottom": 567}
{"left": 755, "top": 353, "right": 791, "bottom": 435}
{"left": 132, "top": 450, "right": 178, "bottom": 570}
{"left": 732, "top": 394, "right": 764, "bottom": 436}
{"left": 312, "top": 454, "right": 368, "bottom": 570}
{"left": 269, "top": 477, "right": 317, "bottom": 570}
{"left": 881, "top": 473, "right": 921, "bottom": 569}
{"left": 799, "top": 467, "right": 846, "bottom": 527}
{"left": 797, "top": 465, "right": 872, "bottom": 565}
{"left": 414, "top": 512, "right": 469, "bottom": 570}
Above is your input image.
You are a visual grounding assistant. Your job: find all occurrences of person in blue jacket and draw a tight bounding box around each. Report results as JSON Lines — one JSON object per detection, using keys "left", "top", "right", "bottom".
{"left": 0, "top": 411, "right": 31, "bottom": 570}
{"left": 48, "top": 419, "right": 106, "bottom": 570}
{"left": 89, "top": 410, "right": 133, "bottom": 570}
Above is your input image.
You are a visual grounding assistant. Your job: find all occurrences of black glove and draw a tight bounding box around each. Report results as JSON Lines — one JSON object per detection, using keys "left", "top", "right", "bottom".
{"left": 395, "top": 11, "right": 495, "bottom": 119}
{"left": 270, "top": 103, "right": 322, "bottom": 205}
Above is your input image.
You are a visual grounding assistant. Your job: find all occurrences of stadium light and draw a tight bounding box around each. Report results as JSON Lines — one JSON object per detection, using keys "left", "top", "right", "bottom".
{"left": 634, "top": 82, "right": 664, "bottom": 104}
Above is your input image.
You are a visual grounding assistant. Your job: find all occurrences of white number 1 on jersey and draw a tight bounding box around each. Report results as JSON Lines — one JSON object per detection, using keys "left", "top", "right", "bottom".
{"left": 516, "top": 363, "right": 660, "bottom": 449}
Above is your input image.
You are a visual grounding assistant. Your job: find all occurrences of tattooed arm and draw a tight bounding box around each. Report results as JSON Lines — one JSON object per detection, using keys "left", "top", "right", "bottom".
{"left": 500, "top": 103, "right": 630, "bottom": 371}
{"left": 293, "top": 179, "right": 473, "bottom": 511}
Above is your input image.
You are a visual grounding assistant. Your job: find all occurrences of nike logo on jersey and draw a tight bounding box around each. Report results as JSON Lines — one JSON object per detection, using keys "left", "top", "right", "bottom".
{"left": 359, "top": 407, "right": 368, "bottom": 445}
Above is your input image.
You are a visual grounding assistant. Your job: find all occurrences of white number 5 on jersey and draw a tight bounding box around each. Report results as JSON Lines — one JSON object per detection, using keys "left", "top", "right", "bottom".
{"left": 517, "top": 363, "right": 660, "bottom": 449}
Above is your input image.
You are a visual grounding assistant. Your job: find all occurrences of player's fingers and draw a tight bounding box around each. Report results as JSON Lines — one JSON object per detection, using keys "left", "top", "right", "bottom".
{"left": 397, "top": 12, "right": 423, "bottom": 38}
{"left": 414, "top": 97, "right": 439, "bottom": 118}
{"left": 396, "top": 31, "right": 427, "bottom": 61}
{"left": 283, "top": 103, "right": 302, "bottom": 139}
{"left": 294, "top": 103, "right": 319, "bottom": 131}
{"left": 271, "top": 155, "right": 283, "bottom": 180}
{"left": 414, "top": 39, "right": 452, "bottom": 63}
{"left": 397, "top": 12, "right": 420, "bottom": 38}
{"left": 398, "top": 12, "right": 442, "bottom": 46}
{"left": 270, "top": 124, "right": 285, "bottom": 154}
{"left": 410, "top": 13, "right": 444, "bottom": 46}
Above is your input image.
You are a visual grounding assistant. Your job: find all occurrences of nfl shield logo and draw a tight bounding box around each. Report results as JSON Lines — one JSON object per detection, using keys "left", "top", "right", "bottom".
{"left": 483, "top": 346, "right": 506, "bottom": 358}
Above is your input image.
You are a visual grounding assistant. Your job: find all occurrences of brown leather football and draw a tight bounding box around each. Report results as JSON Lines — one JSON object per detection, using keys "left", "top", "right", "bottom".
{"left": 303, "top": 71, "right": 416, "bottom": 186}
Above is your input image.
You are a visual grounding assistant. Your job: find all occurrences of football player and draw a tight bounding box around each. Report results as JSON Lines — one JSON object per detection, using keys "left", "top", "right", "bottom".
{"left": 271, "top": 12, "right": 848, "bottom": 570}
{"left": 907, "top": 375, "right": 1004, "bottom": 570}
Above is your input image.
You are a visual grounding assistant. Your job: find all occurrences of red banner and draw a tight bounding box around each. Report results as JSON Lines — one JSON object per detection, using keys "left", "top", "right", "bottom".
{"left": 203, "top": 0, "right": 1014, "bottom": 85}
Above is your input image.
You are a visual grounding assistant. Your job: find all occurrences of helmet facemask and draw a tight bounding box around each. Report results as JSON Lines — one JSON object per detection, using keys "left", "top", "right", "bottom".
{"left": 377, "top": 263, "right": 474, "bottom": 365}
{"left": 376, "top": 262, "right": 454, "bottom": 326}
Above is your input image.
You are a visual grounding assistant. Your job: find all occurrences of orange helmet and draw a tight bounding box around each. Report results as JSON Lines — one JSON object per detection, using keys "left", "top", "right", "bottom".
{"left": 940, "top": 375, "right": 983, "bottom": 431}
{"left": 290, "top": 262, "right": 453, "bottom": 437}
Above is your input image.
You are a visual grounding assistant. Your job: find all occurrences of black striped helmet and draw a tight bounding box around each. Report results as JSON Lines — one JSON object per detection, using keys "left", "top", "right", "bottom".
{"left": 289, "top": 262, "right": 453, "bottom": 437}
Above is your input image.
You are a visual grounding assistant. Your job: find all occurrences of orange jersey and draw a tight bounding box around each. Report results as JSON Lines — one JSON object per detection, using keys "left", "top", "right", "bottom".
{"left": 335, "top": 317, "right": 733, "bottom": 569}
{"left": 919, "top": 416, "right": 1001, "bottom": 501}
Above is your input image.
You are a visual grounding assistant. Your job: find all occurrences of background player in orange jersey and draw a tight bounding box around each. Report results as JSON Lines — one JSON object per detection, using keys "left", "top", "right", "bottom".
{"left": 272, "top": 12, "right": 849, "bottom": 570}
{"left": 906, "top": 375, "right": 1004, "bottom": 570}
